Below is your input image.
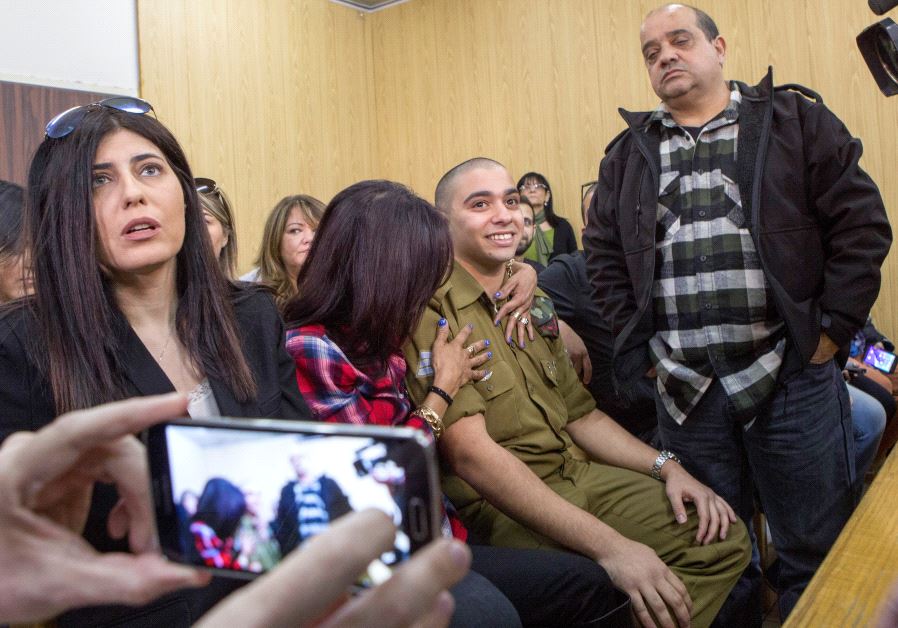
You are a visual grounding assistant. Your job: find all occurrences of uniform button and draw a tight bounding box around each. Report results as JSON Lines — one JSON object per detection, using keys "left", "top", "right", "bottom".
{"left": 704, "top": 303, "right": 712, "bottom": 310}
{"left": 700, "top": 255, "right": 707, "bottom": 262}
{"left": 527, "top": 384, "right": 534, "bottom": 393}
{"left": 487, "top": 385, "right": 494, "bottom": 392}
{"left": 698, "top": 210, "right": 707, "bottom": 217}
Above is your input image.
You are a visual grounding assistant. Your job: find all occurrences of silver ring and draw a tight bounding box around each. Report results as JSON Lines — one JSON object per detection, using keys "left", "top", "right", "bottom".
{"left": 466, "top": 345, "right": 476, "bottom": 356}
{"left": 511, "top": 311, "right": 521, "bottom": 321}
{"left": 520, "top": 317, "right": 530, "bottom": 326}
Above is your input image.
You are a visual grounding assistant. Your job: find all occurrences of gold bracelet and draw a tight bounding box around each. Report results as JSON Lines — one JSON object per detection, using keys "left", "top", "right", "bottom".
{"left": 412, "top": 404, "right": 444, "bottom": 439}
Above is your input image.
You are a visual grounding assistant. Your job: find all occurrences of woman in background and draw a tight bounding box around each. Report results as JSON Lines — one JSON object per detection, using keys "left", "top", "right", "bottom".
{"left": 516, "top": 171, "right": 577, "bottom": 266}
{"left": 0, "top": 181, "right": 32, "bottom": 302}
{"left": 197, "top": 177, "right": 238, "bottom": 279}
{"left": 242, "top": 194, "right": 325, "bottom": 311}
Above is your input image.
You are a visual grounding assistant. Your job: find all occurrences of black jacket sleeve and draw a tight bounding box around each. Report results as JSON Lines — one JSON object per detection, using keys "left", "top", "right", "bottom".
{"left": 801, "top": 99, "right": 892, "bottom": 348}
{"left": 0, "top": 305, "right": 55, "bottom": 443}
{"left": 232, "top": 286, "right": 311, "bottom": 420}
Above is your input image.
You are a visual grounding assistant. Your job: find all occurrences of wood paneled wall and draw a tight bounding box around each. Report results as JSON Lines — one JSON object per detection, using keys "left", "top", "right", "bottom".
{"left": 137, "top": 0, "right": 374, "bottom": 273}
{"left": 139, "top": 0, "right": 898, "bottom": 336}
{"left": 0, "top": 81, "right": 111, "bottom": 185}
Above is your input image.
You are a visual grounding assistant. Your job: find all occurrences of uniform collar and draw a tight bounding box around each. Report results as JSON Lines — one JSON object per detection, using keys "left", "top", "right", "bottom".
{"left": 439, "top": 260, "right": 496, "bottom": 311}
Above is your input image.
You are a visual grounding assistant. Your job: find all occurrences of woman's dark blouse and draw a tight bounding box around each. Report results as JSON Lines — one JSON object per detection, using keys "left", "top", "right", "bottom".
{"left": 0, "top": 284, "right": 309, "bottom": 626}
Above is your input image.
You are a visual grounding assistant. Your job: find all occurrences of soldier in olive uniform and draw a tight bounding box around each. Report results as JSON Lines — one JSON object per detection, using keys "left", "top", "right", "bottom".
{"left": 403, "top": 158, "right": 751, "bottom": 628}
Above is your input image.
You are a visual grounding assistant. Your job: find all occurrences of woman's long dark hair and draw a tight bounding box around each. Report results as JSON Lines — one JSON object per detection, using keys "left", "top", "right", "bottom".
{"left": 516, "top": 171, "right": 561, "bottom": 228}
{"left": 284, "top": 180, "right": 453, "bottom": 368}
{"left": 192, "top": 478, "right": 247, "bottom": 539}
{"left": 25, "top": 107, "right": 256, "bottom": 413}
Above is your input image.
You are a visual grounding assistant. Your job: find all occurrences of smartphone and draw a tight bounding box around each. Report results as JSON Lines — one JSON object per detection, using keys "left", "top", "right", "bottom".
{"left": 863, "top": 345, "right": 898, "bottom": 374}
{"left": 146, "top": 417, "right": 441, "bottom": 582}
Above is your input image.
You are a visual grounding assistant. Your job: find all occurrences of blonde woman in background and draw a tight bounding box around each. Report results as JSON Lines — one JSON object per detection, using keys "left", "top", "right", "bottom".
{"left": 196, "top": 177, "right": 238, "bottom": 279}
{"left": 242, "top": 194, "right": 325, "bottom": 311}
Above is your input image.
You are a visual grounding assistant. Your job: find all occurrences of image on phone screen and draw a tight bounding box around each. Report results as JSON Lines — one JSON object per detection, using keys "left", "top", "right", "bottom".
{"left": 148, "top": 420, "right": 438, "bottom": 582}
{"left": 863, "top": 345, "right": 898, "bottom": 373}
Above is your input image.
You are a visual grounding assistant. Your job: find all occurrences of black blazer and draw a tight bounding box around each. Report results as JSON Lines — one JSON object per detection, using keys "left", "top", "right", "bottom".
{"left": 0, "top": 285, "right": 309, "bottom": 439}
{"left": 0, "top": 284, "right": 310, "bottom": 626}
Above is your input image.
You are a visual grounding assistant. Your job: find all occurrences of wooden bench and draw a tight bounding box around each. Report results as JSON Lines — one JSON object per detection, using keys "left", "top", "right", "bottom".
{"left": 784, "top": 446, "right": 898, "bottom": 626}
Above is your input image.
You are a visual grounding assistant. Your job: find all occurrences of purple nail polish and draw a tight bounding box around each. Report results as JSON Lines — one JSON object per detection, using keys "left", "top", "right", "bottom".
{"left": 486, "top": 351, "right": 493, "bottom": 359}
{"left": 494, "top": 291, "right": 502, "bottom": 298}
{"left": 484, "top": 339, "right": 490, "bottom": 347}
{"left": 438, "top": 318, "right": 447, "bottom": 327}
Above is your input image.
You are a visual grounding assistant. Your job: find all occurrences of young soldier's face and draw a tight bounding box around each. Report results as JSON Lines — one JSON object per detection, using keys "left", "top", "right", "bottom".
{"left": 447, "top": 166, "right": 523, "bottom": 271}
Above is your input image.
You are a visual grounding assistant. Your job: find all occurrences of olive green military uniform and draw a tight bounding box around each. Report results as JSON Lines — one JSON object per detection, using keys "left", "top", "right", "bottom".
{"left": 404, "top": 262, "right": 750, "bottom": 628}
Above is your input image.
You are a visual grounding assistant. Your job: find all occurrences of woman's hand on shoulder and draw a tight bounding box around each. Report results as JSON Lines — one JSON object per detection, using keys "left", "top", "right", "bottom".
{"left": 430, "top": 319, "right": 491, "bottom": 397}
{"left": 494, "top": 261, "right": 536, "bottom": 348}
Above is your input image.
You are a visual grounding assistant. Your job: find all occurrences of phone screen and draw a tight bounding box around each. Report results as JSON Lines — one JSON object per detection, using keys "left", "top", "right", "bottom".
{"left": 147, "top": 419, "right": 439, "bottom": 581}
{"left": 863, "top": 345, "right": 897, "bottom": 373}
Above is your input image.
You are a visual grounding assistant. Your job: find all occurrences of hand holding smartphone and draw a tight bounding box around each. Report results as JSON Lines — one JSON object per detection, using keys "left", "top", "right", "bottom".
{"left": 863, "top": 345, "right": 898, "bottom": 374}
{"left": 146, "top": 418, "right": 441, "bottom": 583}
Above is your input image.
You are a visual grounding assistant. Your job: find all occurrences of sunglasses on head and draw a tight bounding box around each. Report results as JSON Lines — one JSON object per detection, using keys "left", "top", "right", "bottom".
{"left": 45, "top": 96, "right": 155, "bottom": 139}
{"left": 194, "top": 177, "right": 220, "bottom": 195}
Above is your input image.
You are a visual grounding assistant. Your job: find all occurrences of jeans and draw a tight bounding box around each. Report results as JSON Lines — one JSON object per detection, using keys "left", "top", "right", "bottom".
{"left": 657, "top": 359, "right": 856, "bottom": 623}
{"left": 849, "top": 384, "right": 886, "bottom": 479}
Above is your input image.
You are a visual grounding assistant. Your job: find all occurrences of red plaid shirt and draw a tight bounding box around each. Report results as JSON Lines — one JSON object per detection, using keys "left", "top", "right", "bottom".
{"left": 287, "top": 324, "right": 466, "bottom": 540}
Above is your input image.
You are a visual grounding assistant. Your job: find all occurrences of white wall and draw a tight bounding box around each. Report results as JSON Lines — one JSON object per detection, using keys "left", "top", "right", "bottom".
{"left": 0, "top": 0, "right": 138, "bottom": 95}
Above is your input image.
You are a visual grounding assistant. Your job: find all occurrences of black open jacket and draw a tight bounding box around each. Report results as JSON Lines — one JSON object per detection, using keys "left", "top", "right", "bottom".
{"left": 584, "top": 68, "right": 892, "bottom": 399}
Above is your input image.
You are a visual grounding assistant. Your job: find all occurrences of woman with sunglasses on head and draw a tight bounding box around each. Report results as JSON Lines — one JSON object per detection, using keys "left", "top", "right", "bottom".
{"left": 241, "top": 194, "right": 326, "bottom": 312}
{"left": 516, "top": 171, "right": 577, "bottom": 267}
{"left": 0, "top": 97, "right": 309, "bottom": 625}
{"left": 196, "top": 177, "right": 238, "bottom": 280}
{"left": 285, "top": 180, "right": 628, "bottom": 628}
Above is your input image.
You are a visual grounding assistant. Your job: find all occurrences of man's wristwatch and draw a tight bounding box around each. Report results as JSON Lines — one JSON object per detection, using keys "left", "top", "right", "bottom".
{"left": 651, "top": 450, "right": 681, "bottom": 481}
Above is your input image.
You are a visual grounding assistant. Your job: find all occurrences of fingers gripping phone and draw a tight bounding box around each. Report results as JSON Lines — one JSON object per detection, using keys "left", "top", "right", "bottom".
{"left": 146, "top": 418, "right": 441, "bottom": 582}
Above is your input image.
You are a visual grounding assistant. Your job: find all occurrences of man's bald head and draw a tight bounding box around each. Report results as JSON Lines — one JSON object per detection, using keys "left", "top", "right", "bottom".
{"left": 435, "top": 157, "right": 507, "bottom": 213}
{"left": 643, "top": 3, "right": 719, "bottom": 42}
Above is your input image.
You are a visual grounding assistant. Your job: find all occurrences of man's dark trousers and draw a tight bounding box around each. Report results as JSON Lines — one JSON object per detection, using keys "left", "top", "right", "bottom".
{"left": 656, "top": 359, "right": 856, "bottom": 623}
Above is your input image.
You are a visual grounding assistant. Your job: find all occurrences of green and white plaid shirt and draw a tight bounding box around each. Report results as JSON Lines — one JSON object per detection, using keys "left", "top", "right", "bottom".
{"left": 648, "top": 84, "right": 786, "bottom": 425}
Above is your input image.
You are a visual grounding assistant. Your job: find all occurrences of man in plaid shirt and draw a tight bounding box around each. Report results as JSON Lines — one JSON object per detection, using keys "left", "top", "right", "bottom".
{"left": 585, "top": 3, "right": 891, "bottom": 624}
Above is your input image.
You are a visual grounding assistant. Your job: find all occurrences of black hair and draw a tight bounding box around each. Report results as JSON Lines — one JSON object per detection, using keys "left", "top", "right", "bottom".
{"left": 284, "top": 180, "right": 453, "bottom": 368}
{"left": 192, "top": 478, "right": 246, "bottom": 539}
{"left": 434, "top": 157, "right": 505, "bottom": 212}
{"left": 515, "top": 171, "right": 561, "bottom": 228}
{"left": 25, "top": 105, "right": 256, "bottom": 413}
